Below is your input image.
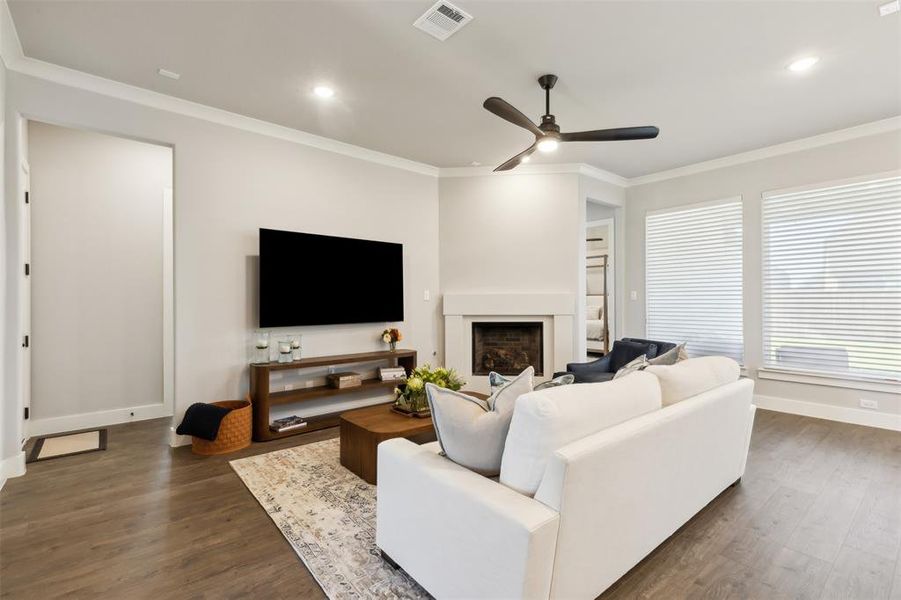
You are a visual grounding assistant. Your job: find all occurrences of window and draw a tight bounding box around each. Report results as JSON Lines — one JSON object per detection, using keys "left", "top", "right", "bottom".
{"left": 762, "top": 175, "right": 901, "bottom": 382}
{"left": 646, "top": 198, "right": 743, "bottom": 362}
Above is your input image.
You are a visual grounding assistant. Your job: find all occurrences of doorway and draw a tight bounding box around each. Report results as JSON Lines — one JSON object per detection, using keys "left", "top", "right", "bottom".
{"left": 26, "top": 121, "right": 175, "bottom": 436}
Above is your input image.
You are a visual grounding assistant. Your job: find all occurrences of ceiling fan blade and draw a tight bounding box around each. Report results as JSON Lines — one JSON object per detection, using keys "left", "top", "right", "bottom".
{"left": 483, "top": 97, "right": 543, "bottom": 137}
{"left": 494, "top": 144, "right": 536, "bottom": 172}
{"left": 560, "top": 126, "right": 659, "bottom": 142}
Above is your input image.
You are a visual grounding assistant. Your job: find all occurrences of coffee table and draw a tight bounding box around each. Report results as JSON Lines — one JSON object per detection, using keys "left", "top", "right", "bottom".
{"left": 339, "top": 403, "right": 436, "bottom": 484}
{"left": 339, "top": 392, "right": 489, "bottom": 484}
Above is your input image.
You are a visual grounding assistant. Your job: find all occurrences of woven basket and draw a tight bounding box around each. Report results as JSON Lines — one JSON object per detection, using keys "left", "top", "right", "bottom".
{"left": 191, "top": 397, "right": 252, "bottom": 456}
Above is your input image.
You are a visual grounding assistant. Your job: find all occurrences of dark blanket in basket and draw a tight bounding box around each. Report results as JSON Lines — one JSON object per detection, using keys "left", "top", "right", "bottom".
{"left": 176, "top": 403, "right": 232, "bottom": 441}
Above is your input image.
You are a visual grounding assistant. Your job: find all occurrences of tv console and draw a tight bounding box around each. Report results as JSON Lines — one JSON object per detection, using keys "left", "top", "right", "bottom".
{"left": 249, "top": 349, "right": 417, "bottom": 441}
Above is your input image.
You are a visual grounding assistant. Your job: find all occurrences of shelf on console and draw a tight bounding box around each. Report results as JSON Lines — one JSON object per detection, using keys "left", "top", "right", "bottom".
{"left": 268, "top": 378, "right": 400, "bottom": 406}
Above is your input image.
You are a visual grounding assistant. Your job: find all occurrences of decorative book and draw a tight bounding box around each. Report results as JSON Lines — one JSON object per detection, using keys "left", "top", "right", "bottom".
{"left": 270, "top": 415, "right": 308, "bottom": 433}
{"left": 379, "top": 367, "right": 407, "bottom": 382}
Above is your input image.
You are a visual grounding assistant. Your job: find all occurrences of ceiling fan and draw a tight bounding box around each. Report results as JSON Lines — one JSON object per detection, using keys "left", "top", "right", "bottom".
{"left": 483, "top": 74, "right": 659, "bottom": 171}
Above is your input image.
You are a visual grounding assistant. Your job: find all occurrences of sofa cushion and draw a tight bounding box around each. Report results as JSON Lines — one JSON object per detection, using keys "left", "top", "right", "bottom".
{"left": 608, "top": 340, "right": 658, "bottom": 372}
{"left": 499, "top": 371, "right": 661, "bottom": 495}
{"left": 427, "top": 367, "right": 533, "bottom": 476}
{"left": 644, "top": 356, "right": 740, "bottom": 406}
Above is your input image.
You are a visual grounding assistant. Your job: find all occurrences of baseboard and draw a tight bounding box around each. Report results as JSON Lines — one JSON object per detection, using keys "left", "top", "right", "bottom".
{"left": 28, "top": 403, "right": 173, "bottom": 437}
{"left": 169, "top": 427, "right": 192, "bottom": 448}
{"left": 754, "top": 394, "right": 901, "bottom": 432}
{"left": 0, "top": 451, "right": 27, "bottom": 490}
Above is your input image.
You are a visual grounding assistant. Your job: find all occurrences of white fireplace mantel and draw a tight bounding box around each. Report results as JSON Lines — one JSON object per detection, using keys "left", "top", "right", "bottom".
{"left": 443, "top": 292, "right": 576, "bottom": 393}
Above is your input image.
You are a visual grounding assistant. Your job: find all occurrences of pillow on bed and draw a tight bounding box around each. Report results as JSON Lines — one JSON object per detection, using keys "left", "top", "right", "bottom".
{"left": 586, "top": 305, "right": 601, "bottom": 320}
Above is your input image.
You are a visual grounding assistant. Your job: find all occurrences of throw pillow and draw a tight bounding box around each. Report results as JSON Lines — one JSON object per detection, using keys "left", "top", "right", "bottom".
{"left": 613, "top": 354, "right": 649, "bottom": 379}
{"left": 534, "top": 373, "right": 575, "bottom": 390}
{"left": 487, "top": 371, "right": 511, "bottom": 396}
{"left": 427, "top": 366, "right": 534, "bottom": 476}
{"left": 586, "top": 305, "right": 601, "bottom": 320}
{"left": 608, "top": 340, "right": 658, "bottom": 372}
{"left": 644, "top": 356, "right": 740, "bottom": 406}
{"left": 647, "top": 342, "right": 687, "bottom": 366}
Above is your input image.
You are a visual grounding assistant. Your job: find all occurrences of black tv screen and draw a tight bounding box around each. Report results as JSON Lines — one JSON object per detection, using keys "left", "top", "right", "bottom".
{"left": 259, "top": 229, "right": 404, "bottom": 327}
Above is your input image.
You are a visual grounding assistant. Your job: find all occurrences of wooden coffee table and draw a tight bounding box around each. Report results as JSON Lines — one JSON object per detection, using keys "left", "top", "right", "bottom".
{"left": 339, "top": 392, "right": 488, "bottom": 484}
{"left": 339, "top": 403, "right": 436, "bottom": 484}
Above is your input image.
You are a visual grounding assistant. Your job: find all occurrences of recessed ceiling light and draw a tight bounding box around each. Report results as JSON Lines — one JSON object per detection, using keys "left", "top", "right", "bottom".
{"left": 880, "top": 0, "right": 900, "bottom": 16}
{"left": 520, "top": 156, "right": 531, "bottom": 163}
{"left": 787, "top": 56, "right": 819, "bottom": 73}
{"left": 157, "top": 68, "right": 180, "bottom": 80}
{"left": 313, "top": 85, "right": 335, "bottom": 98}
{"left": 470, "top": 161, "right": 481, "bottom": 166}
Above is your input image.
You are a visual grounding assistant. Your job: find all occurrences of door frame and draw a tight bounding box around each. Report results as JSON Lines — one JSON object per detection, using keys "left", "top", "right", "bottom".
{"left": 584, "top": 217, "right": 616, "bottom": 352}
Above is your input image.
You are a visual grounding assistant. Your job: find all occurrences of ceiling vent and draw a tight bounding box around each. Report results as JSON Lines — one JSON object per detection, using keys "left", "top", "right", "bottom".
{"left": 413, "top": 1, "right": 473, "bottom": 41}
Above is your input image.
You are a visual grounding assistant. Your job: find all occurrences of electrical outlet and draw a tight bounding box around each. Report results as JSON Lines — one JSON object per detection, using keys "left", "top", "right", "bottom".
{"left": 859, "top": 399, "right": 879, "bottom": 410}
{"left": 423, "top": 289, "right": 431, "bottom": 301}
{"left": 630, "top": 290, "right": 638, "bottom": 301}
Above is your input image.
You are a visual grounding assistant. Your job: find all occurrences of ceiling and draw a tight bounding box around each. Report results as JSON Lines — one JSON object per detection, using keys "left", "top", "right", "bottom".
{"left": 8, "top": 1, "right": 901, "bottom": 177}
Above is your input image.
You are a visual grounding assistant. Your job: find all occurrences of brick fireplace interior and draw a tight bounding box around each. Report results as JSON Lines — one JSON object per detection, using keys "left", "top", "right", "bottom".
{"left": 472, "top": 322, "right": 544, "bottom": 376}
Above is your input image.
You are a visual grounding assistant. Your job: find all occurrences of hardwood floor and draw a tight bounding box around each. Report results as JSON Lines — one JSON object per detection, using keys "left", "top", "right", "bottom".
{"left": 1, "top": 410, "right": 899, "bottom": 599}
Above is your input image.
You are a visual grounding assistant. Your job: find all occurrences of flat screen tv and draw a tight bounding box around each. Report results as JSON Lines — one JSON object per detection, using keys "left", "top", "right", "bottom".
{"left": 259, "top": 228, "right": 404, "bottom": 328}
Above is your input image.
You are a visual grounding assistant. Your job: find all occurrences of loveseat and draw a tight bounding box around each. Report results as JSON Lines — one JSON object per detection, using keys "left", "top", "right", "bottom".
{"left": 376, "top": 357, "right": 755, "bottom": 599}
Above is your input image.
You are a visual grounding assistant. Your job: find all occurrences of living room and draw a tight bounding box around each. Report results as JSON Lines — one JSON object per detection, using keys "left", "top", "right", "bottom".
{"left": 1, "top": 1, "right": 899, "bottom": 599}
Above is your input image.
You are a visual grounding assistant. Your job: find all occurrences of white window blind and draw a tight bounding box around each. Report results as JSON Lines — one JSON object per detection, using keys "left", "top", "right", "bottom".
{"left": 762, "top": 175, "right": 901, "bottom": 382}
{"left": 646, "top": 199, "right": 743, "bottom": 362}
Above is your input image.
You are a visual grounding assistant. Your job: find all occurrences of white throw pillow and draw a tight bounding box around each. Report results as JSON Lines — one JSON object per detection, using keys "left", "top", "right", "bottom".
{"left": 586, "top": 305, "right": 601, "bottom": 320}
{"left": 427, "top": 367, "right": 533, "bottom": 476}
{"left": 647, "top": 342, "right": 688, "bottom": 366}
{"left": 500, "top": 372, "right": 662, "bottom": 496}
{"left": 644, "top": 356, "right": 740, "bottom": 406}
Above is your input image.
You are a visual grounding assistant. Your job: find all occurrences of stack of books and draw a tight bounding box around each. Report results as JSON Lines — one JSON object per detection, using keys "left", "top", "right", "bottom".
{"left": 270, "top": 415, "right": 307, "bottom": 433}
{"left": 379, "top": 367, "right": 407, "bottom": 382}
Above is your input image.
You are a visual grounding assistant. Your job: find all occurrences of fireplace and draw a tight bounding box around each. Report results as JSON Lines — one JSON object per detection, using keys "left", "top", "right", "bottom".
{"left": 472, "top": 322, "right": 544, "bottom": 376}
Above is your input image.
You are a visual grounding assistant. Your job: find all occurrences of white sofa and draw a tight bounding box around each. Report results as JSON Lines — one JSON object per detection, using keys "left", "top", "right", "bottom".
{"left": 376, "top": 364, "right": 756, "bottom": 599}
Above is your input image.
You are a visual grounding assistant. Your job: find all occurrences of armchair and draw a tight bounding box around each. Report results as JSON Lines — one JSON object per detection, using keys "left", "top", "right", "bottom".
{"left": 560, "top": 338, "right": 675, "bottom": 383}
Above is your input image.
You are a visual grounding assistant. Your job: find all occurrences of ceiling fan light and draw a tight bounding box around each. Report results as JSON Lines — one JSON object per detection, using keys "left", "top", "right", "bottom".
{"left": 537, "top": 138, "right": 559, "bottom": 153}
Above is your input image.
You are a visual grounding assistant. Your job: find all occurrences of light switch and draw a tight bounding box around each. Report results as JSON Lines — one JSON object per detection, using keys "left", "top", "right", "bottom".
{"left": 630, "top": 291, "right": 638, "bottom": 301}
{"left": 423, "top": 289, "right": 431, "bottom": 301}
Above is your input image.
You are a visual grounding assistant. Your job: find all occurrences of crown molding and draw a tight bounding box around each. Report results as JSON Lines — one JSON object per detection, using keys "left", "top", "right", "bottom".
{"left": 629, "top": 116, "right": 901, "bottom": 186}
{"left": 0, "top": 3, "right": 439, "bottom": 177}
{"left": 439, "top": 162, "right": 628, "bottom": 186}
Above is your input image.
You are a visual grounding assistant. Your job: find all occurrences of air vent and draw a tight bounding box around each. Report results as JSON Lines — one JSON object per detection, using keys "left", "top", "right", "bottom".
{"left": 413, "top": 1, "right": 473, "bottom": 41}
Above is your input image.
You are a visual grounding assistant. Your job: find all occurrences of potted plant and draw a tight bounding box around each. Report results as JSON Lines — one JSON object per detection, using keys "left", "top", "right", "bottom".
{"left": 393, "top": 365, "right": 465, "bottom": 417}
{"left": 382, "top": 328, "right": 402, "bottom": 351}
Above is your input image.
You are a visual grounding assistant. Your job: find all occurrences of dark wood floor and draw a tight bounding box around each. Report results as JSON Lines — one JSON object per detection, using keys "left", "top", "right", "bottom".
{"left": 1, "top": 410, "right": 899, "bottom": 599}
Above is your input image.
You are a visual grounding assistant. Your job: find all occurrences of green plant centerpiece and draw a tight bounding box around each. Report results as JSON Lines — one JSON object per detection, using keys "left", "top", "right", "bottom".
{"left": 393, "top": 364, "right": 465, "bottom": 417}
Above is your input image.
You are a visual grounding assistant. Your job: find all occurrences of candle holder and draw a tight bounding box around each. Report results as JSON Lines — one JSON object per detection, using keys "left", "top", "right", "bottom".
{"left": 277, "top": 338, "right": 293, "bottom": 364}
{"left": 290, "top": 334, "right": 302, "bottom": 361}
{"left": 252, "top": 331, "right": 270, "bottom": 364}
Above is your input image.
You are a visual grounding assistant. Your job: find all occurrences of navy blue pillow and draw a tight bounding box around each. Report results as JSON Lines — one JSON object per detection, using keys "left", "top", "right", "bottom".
{"left": 608, "top": 340, "right": 658, "bottom": 372}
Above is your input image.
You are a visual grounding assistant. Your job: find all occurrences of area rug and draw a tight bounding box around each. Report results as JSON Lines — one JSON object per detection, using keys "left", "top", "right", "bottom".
{"left": 229, "top": 438, "right": 429, "bottom": 599}
{"left": 27, "top": 429, "right": 108, "bottom": 463}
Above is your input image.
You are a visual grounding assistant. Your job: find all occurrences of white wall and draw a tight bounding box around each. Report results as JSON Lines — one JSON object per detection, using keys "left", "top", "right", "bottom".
{"left": 28, "top": 121, "right": 171, "bottom": 425}
{"left": 4, "top": 71, "right": 441, "bottom": 447}
{"left": 625, "top": 130, "right": 901, "bottom": 424}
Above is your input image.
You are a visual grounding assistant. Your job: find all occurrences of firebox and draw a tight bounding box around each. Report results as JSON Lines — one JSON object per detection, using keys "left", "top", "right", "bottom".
{"left": 472, "top": 322, "right": 544, "bottom": 376}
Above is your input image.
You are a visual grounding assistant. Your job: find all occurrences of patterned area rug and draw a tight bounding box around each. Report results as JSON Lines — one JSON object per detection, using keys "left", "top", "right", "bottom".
{"left": 230, "top": 438, "right": 430, "bottom": 599}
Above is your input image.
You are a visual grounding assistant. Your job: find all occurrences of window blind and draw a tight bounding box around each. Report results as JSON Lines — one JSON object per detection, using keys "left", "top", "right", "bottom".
{"left": 646, "top": 199, "right": 743, "bottom": 362}
{"left": 762, "top": 175, "right": 901, "bottom": 381}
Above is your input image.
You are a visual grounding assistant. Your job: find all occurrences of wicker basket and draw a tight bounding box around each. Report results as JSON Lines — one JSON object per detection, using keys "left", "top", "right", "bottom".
{"left": 191, "top": 397, "right": 252, "bottom": 456}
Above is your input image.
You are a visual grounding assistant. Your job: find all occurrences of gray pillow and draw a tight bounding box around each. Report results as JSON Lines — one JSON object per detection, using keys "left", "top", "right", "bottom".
{"left": 648, "top": 343, "right": 688, "bottom": 366}
{"left": 613, "top": 354, "right": 649, "bottom": 379}
{"left": 534, "top": 373, "right": 575, "bottom": 390}
{"left": 427, "top": 366, "right": 533, "bottom": 476}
